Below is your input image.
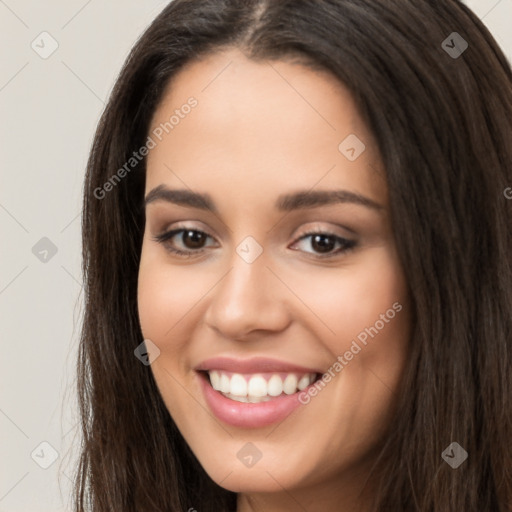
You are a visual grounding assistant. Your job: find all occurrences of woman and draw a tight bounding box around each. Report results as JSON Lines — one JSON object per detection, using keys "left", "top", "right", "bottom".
{"left": 75, "top": 0, "right": 512, "bottom": 510}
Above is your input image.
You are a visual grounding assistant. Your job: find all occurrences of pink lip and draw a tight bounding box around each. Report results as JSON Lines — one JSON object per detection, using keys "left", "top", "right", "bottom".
{"left": 197, "top": 372, "right": 308, "bottom": 428}
{"left": 195, "top": 356, "right": 322, "bottom": 374}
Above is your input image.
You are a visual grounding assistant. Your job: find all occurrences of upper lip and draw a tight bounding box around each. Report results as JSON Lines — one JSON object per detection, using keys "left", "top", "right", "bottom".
{"left": 195, "top": 356, "right": 323, "bottom": 375}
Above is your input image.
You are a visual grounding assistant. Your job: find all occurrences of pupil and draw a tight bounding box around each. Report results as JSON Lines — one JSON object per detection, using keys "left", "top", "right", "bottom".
{"left": 184, "top": 230, "right": 205, "bottom": 248}
{"left": 312, "top": 234, "right": 334, "bottom": 253}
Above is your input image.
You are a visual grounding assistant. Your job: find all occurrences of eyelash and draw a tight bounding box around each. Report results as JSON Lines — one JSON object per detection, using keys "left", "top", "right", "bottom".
{"left": 153, "top": 226, "right": 357, "bottom": 260}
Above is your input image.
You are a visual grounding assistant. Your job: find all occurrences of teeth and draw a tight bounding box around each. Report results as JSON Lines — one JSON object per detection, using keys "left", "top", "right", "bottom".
{"left": 219, "top": 373, "right": 230, "bottom": 393}
{"left": 297, "top": 374, "right": 310, "bottom": 391}
{"left": 230, "top": 373, "right": 247, "bottom": 396}
{"left": 283, "top": 374, "right": 298, "bottom": 394}
{"left": 207, "top": 371, "right": 317, "bottom": 401}
{"left": 210, "top": 370, "right": 221, "bottom": 391}
{"left": 267, "top": 375, "right": 283, "bottom": 396}
{"left": 223, "top": 393, "right": 274, "bottom": 403}
{"left": 247, "top": 376, "right": 267, "bottom": 397}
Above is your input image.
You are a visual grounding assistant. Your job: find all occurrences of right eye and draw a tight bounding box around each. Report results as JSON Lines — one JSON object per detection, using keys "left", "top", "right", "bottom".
{"left": 153, "top": 227, "right": 217, "bottom": 257}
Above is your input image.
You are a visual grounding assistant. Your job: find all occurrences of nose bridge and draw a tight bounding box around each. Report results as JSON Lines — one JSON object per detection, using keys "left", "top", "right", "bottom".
{"left": 204, "top": 238, "right": 289, "bottom": 338}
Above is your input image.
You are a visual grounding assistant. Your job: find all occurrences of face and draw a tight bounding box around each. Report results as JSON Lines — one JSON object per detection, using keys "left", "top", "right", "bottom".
{"left": 137, "top": 48, "right": 411, "bottom": 504}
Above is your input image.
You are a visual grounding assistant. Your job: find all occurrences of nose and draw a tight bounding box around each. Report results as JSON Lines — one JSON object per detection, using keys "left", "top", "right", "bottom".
{"left": 203, "top": 248, "right": 291, "bottom": 341}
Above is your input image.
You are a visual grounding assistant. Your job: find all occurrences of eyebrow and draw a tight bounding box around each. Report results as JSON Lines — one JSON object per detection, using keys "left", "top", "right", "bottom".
{"left": 144, "top": 184, "right": 384, "bottom": 213}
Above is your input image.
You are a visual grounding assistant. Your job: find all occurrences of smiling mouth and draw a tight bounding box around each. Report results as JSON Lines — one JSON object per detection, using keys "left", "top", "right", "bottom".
{"left": 201, "top": 370, "right": 321, "bottom": 403}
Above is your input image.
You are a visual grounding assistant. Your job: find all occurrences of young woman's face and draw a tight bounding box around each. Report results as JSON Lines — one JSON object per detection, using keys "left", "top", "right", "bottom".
{"left": 138, "top": 48, "right": 412, "bottom": 501}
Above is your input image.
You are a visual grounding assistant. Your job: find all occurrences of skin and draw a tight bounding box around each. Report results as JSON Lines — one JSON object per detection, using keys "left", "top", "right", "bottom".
{"left": 137, "top": 48, "right": 412, "bottom": 512}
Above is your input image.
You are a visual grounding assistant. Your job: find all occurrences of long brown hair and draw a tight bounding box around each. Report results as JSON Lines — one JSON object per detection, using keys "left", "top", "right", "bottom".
{"left": 75, "top": 1, "right": 512, "bottom": 510}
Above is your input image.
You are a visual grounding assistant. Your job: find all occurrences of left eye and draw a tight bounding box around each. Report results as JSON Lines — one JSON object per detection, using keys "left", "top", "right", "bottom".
{"left": 290, "top": 231, "right": 357, "bottom": 258}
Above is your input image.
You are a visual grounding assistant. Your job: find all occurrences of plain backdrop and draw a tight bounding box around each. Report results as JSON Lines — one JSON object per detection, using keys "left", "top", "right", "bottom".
{"left": 1, "top": 1, "right": 511, "bottom": 510}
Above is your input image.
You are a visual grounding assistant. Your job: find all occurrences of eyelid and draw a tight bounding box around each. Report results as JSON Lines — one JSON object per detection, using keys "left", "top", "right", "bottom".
{"left": 155, "top": 221, "right": 350, "bottom": 243}
{"left": 153, "top": 224, "right": 216, "bottom": 245}
{"left": 153, "top": 222, "right": 357, "bottom": 260}
{"left": 293, "top": 222, "right": 353, "bottom": 239}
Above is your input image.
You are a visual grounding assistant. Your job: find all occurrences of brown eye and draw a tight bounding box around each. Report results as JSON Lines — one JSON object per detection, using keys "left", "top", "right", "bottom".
{"left": 153, "top": 228, "right": 215, "bottom": 257}
{"left": 181, "top": 230, "right": 207, "bottom": 249}
{"left": 291, "top": 231, "right": 357, "bottom": 259}
{"left": 310, "top": 233, "right": 336, "bottom": 253}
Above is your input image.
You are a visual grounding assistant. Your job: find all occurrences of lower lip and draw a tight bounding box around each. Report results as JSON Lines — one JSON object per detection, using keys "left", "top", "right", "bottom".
{"left": 197, "top": 372, "right": 307, "bottom": 428}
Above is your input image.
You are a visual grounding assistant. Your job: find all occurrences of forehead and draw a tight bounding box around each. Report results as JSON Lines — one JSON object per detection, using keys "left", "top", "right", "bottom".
{"left": 145, "top": 48, "right": 386, "bottom": 207}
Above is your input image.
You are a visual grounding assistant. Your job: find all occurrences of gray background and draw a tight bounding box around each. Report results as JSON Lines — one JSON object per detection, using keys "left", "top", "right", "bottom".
{"left": 0, "top": 1, "right": 510, "bottom": 510}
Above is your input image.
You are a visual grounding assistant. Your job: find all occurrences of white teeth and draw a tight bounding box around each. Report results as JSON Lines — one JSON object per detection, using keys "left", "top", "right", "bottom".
{"left": 226, "top": 394, "right": 249, "bottom": 403}
{"left": 230, "top": 374, "right": 247, "bottom": 396}
{"left": 248, "top": 395, "right": 270, "bottom": 403}
{"left": 210, "top": 370, "right": 221, "bottom": 391}
{"left": 219, "top": 373, "right": 230, "bottom": 393}
{"left": 267, "top": 374, "right": 283, "bottom": 396}
{"left": 206, "top": 370, "right": 317, "bottom": 401}
{"left": 223, "top": 393, "right": 273, "bottom": 403}
{"left": 297, "top": 374, "right": 310, "bottom": 391}
{"left": 283, "top": 374, "right": 298, "bottom": 395}
{"left": 247, "top": 375, "right": 267, "bottom": 397}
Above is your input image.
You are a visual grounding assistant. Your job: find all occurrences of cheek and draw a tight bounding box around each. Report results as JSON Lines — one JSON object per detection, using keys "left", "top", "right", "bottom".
{"left": 289, "top": 245, "right": 412, "bottom": 426}
{"left": 137, "top": 250, "right": 200, "bottom": 414}
{"left": 287, "top": 246, "right": 409, "bottom": 348}
{"left": 138, "top": 269, "right": 175, "bottom": 340}
{"left": 136, "top": 253, "right": 196, "bottom": 387}
{"left": 137, "top": 249, "right": 201, "bottom": 343}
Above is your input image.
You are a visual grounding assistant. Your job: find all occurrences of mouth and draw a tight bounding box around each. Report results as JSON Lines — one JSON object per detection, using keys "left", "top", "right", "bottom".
{"left": 195, "top": 358, "right": 324, "bottom": 428}
{"left": 202, "top": 370, "right": 321, "bottom": 403}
